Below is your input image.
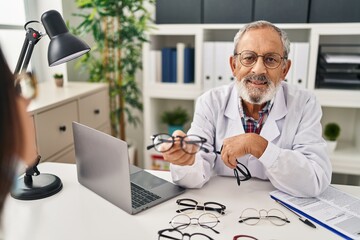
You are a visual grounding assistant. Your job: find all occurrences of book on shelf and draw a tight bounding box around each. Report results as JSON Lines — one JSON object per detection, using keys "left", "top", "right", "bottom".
{"left": 160, "top": 45, "right": 194, "bottom": 84}
{"left": 184, "top": 47, "right": 195, "bottom": 83}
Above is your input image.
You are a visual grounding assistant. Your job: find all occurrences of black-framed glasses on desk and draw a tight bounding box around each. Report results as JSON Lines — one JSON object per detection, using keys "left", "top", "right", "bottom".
{"left": 158, "top": 228, "right": 214, "bottom": 240}
{"left": 169, "top": 213, "right": 220, "bottom": 234}
{"left": 239, "top": 208, "right": 290, "bottom": 226}
{"left": 176, "top": 198, "right": 226, "bottom": 216}
{"left": 233, "top": 235, "right": 258, "bottom": 240}
{"left": 216, "top": 150, "right": 252, "bottom": 186}
{"left": 147, "top": 133, "right": 209, "bottom": 154}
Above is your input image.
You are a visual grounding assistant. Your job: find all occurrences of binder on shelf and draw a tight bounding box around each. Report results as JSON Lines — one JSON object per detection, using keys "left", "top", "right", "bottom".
{"left": 176, "top": 43, "right": 185, "bottom": 84}
{"left": 161, "top": 47, "right": 172, "bottom": 83}
{"left": 285, "top": 42, "right": 295, "bottom": 84}
{"left": 214, "top": 42, "right": 233, "bottom": 87}
{"left": 202, "top": 42, "right": 215, "bottom": 91}
{"left": 170, "top": 48, "right": 177, "bottom": 83}
{"left": 184, "top": 47, "right": 195, "bottom": 83}
{"left": 150, "top": 50, "right": 162, "bottom": 83}
{"left": 292, "top": 42, "right": 309, "bottom": 88}
{"left": 225, "top": 42, "right": 235, "bottom": 85}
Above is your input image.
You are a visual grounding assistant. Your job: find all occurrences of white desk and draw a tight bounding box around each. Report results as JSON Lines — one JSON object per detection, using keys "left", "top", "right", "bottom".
{"left": 3, "top": 163, "right": 359, "bottom": 240}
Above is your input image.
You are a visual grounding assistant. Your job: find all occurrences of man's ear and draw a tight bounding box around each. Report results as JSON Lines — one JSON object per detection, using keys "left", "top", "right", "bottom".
{"left": 281, "top": 60, "right": 291, "bottom": 80}
{"left": 230, "top": 56, "right": 237, "bottom": 74}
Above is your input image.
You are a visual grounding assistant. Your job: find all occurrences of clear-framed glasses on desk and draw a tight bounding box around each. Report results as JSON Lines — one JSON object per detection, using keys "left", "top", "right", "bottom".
{"left": 176, "top": 198, "right": 226, "bottom": 217}
{"left": 158, "top": 228, "right": 214, "bottom": 240}
{"left": 238, "top": 208, "right": 290, "bottom": 226}
{"left": 147, "top": 133, "right": 209, "bottom": 154}
{"left": 170, "top": 212, "right": 220, "bottom": 234}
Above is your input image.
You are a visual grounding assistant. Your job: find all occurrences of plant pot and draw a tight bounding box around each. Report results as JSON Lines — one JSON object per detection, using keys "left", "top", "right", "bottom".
{"left": 55, "top": 78, "right": 64, "bottom": 87}
{"left": 168, "top": 125, "right": 184, "bottom": 135}
{"left": 326, "top": 140, "right": 337, "bottom": 153}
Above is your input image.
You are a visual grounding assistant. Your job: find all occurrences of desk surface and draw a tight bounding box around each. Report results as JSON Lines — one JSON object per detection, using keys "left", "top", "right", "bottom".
{"left": 3, "top": 163, "right": 359, "bottom": 240}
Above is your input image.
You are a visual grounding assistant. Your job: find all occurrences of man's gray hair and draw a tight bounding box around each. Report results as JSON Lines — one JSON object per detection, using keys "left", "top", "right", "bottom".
{"left": 233, "top": 20, "right": 290, "bottom": 59}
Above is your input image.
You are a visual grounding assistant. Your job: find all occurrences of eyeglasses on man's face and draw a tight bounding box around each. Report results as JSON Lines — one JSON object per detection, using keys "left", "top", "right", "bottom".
{"left": 239, "top": 208, "right": 290, "bottom": 226}
{"left": 147, "top": 133, "right": 209, "bottom": 154}
{"left": 234, "top": 50, "right": 286, "bottom": 69}
{"left": 176, "top": 198, "right": 226, "bottom": 216}
{"left": 169, "top": 212, "right": 220, "bottom": 234}
{"left": 158, "top": 228, "right": 214, "bottom": 240}
{"left": 14, "top": 71, "right": 38, "bottom": 101}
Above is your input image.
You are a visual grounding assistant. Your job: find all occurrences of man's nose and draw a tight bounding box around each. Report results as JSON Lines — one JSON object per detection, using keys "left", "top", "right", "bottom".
{"left": 251, "top": 57, "right": 267, "bottom": 75}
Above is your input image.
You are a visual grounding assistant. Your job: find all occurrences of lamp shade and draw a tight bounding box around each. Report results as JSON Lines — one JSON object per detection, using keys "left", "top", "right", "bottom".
{"left": 41, "top": 10, "right": 90, "bottom": 67}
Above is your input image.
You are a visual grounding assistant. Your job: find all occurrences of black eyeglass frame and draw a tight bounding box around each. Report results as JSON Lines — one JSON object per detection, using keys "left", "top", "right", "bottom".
{"left": 234, "top": 50, "right": 287, "bottom": 69}
{"left": 158, "top": 227, "right": 215, "bottom": 240}
{"left": 147, "top": 133, "right": 209, "bottom": 154}
{"left": 216, "top": 149, "right": 252, "bottom": 186}
{"left": 176, "top": 198, "right": 226, "bottom": 215}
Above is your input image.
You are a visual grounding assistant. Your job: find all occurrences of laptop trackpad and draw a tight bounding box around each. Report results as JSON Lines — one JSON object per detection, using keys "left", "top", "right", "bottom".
{"left": 131, "top": 171, "right": 168, "bottom": 190}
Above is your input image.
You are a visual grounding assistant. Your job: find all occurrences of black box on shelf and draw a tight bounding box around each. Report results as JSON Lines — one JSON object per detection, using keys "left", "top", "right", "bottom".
{"left": 309, "top": 0, "right": 360, "bottom": 23}
{"left": 315, "top": 45, "right": 360, "bottom": 90}
{"left": 203, "top": 0, "right": 253, "bottom": 23}
{"left": 254, "top": 0, "right": 309, "bottom": 23}
{"left": 156, "top": 0, "right": 202, "bottom": 24}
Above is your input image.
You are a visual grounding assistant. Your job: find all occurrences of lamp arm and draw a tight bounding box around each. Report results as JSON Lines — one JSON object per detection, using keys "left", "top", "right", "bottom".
{"left": 14, "top": 26, "right": 42, "bottom": 74}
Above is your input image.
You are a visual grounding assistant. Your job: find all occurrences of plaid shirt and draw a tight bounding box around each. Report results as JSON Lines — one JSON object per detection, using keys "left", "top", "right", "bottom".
{"left": 239, "top": 98, "right": 273, "bottom": 134}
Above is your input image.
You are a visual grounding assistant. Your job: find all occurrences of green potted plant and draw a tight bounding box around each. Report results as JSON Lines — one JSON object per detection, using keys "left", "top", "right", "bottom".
{"left": 324, "top": 122, "right": 341, "bottom": 153}
{"left": 53, "top": 73, "right": 64, "bottom": 87}
{"left": 161, "top": 107, "right": 190, "bottom": 134}
{"left": 71, "top": 0, "right": 155, "bottom": 140}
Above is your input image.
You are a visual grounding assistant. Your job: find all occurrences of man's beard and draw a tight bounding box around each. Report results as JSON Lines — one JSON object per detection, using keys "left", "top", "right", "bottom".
{"left": 236, "top": 74, "right": 280, "bottom": 104}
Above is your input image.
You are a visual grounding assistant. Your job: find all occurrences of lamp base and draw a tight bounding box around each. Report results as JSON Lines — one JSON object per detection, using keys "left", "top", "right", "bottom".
{"left": 11, "top": 173, "right": 62, "bottom": 200}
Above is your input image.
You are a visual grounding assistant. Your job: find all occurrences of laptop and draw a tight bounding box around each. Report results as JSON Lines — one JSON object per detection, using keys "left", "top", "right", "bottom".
{"left": 72, "top": 122, "right": 185, "bottom": 214}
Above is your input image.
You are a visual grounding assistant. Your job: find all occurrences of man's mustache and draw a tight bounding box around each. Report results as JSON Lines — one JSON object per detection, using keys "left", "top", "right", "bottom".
{"left": 243, "top": 74, "right": 270, "bottom": 83}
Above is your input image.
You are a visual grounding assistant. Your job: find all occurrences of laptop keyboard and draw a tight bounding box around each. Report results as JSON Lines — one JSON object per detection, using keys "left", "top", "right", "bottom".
{"left": 131, "top": 183, "right": 161, "bottom": 209}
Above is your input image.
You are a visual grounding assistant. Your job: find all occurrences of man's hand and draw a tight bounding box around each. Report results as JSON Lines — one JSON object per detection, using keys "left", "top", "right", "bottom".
{"left": 220, "top": 133, "right": 268, "bottom": 169}
{"left": 162, "top": 130, "right": 196, "bottom": 166}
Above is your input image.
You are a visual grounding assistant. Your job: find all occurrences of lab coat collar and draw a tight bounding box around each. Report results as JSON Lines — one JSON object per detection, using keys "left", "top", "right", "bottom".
{"left": 223, "top": 83, "right": 287, "bottom": 141}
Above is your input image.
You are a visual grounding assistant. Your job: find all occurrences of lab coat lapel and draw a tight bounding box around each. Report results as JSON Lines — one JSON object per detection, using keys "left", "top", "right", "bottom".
{"left": 224, "top": 86, "right": 244, "bottom": 138}
{"left": 260, "top": 85, "right": 287, "bottom": 142}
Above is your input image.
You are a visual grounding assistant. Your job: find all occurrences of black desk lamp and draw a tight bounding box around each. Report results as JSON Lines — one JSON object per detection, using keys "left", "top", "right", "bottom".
{"left": 10, "top": 10, "right": 90, "bottom": 200}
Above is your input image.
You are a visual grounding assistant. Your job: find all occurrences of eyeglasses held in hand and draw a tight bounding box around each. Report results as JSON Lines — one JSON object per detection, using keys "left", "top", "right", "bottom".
{"left": 234, "top": 50, "right": 286, "bottom": 69}
{"left": 238, "top": 208, "right": 290, "bottom": 226}
{"left": 14, "top": 71, "right": 38, "bottom": 100}
{"left": 147, "top": 133, "right": 209, "bottom": 154}
{"left": 176, "top": 198, "right": 226, "bottom": 216}
{"left": 169, "top": 213, "right": 220, "bottom": 234}
{"left": 158, "top": 228, "right": 214, "bottom": 240}
{"left": 216, "top": 149, "right": 252, "bottom": 186}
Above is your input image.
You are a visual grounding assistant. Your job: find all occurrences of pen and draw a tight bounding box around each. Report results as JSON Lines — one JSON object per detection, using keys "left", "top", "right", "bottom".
{"left": 275, "top": 200, "right": 317, "bottom": 229}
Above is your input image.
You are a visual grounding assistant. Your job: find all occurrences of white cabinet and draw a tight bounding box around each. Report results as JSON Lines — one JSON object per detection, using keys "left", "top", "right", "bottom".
{"left": 29, "top": 81, "right": 110, "bottom": 164}
{"left": 142, "top": 23, "right": 360, "bottom": 174}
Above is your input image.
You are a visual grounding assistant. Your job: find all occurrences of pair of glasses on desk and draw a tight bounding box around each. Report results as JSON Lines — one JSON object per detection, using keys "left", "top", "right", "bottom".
{"left": 176, "top": 198, "right": 226, "bottom": 216}
{"left": 147, "top": 133, "right": 252, "bottom": 186}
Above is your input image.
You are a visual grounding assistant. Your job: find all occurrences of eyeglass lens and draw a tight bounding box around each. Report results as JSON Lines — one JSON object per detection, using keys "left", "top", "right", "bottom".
{"left": 170, "top": 213, "right": 219, "bottom": 233}
{"left": 149, "top": 134, "right": 206, "bottom": 154}
{"left": 237, "top": 50, "right": 283, "bottom": 69}
{"left": 176, "top": 198, "right": 226, "bottom": 216}
{"left": 158, "top": 228, "right": 214, "bottom": 240}
{"left": 239, "top": 208, "right": 289, "bottom": 226}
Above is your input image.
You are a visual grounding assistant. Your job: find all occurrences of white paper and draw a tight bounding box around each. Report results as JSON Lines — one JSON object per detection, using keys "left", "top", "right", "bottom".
{"left": 270, "top": 186, "right": 360, "bottom": 239}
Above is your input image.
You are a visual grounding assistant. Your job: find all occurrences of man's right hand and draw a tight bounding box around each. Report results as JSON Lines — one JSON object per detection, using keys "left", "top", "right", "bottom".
{"left": 162, "top": 130, "right": 196, "bottom": 166}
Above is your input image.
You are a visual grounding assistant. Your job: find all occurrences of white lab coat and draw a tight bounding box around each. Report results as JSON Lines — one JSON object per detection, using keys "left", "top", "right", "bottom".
{"left": 170, "top": 81, "right": 332, "bottom": 197}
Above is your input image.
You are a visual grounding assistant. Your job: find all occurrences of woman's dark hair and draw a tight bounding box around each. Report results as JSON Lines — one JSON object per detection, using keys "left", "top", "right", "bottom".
{"left": 0, "top": 47, "right": 23, "bottom": 213}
